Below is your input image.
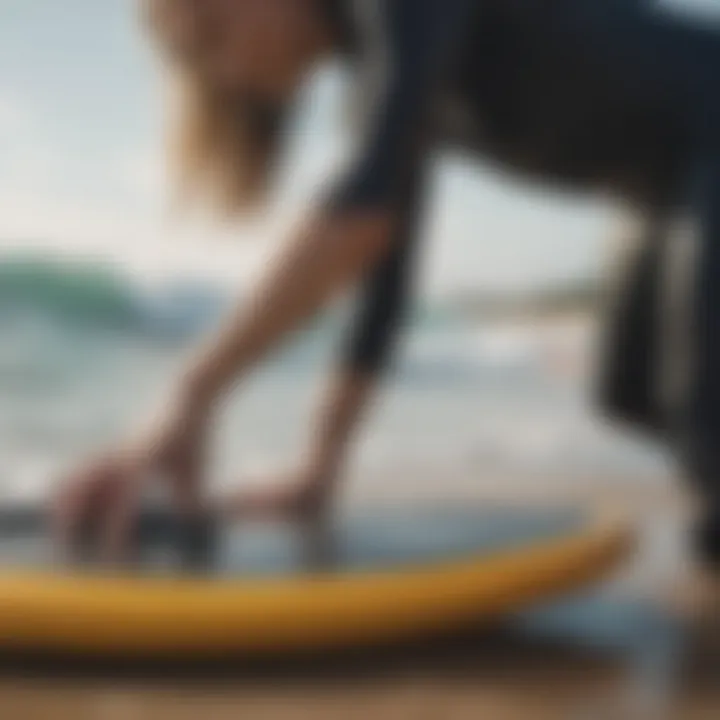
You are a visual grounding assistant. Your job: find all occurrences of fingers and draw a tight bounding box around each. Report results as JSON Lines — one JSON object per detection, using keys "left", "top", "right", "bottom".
{"left": 50, "top": 405, "right": 211, "bottom": 564}
{"left": 216, "top": 479, "right": 329, "bottom": 522}
{"left": 50, "top": 454, "right": 146, "bottom": 567}
{"left": 49, "top": 477, "right": 83, "bottom": 563}
{"left": 96, "top": 458, "right": 145, "bottom": 565}
{"left": 214, "top": 479, "right": 286, "bottom": 520}
{"left": 171, "top": 451, "right": 204, "bottom": 518}
{"left": 49, "top": 457, "right": 116, "bottom": 562}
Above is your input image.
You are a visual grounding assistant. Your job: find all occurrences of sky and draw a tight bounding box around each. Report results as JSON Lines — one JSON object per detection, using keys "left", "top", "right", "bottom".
{"left": 1, "top": 0, "right": 718, "bottom": 297}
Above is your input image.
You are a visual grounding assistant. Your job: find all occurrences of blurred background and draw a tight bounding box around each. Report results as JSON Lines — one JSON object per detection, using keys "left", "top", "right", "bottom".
{"left": 1, "top": 2, "right": 719, "bottom": 718}
{"left": 0, "top": 0, "right": 679, "bottom": 504}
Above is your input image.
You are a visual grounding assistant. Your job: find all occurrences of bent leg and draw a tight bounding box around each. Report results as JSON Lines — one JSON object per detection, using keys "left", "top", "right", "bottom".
{"left": 595, "top": 211, "right": 669, "bottom": 437}
{"left": 666, "top": 157, "right": 720, "bottom": 570}
{"left": 594, "top": 190, "right": 720, "bottom": 569}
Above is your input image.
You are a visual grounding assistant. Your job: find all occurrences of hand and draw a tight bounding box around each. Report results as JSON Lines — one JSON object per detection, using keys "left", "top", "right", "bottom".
{"left": 51, "top": 386, "right": 210, "bottom": 564}
{"left": 220, "top": 460, "right": 337, "bottom": 522}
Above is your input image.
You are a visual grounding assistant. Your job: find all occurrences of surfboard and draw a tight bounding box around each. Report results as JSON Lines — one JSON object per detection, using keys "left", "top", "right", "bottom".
{"left": 0, "top": 504, "right": 633, "bottom": 658}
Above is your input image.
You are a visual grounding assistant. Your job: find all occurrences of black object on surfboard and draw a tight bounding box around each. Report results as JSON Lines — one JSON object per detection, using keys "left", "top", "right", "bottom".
{"left": 0, "top": 503, "right": 219, "bottom": 572}
{"left": 0, "top": 502, "right": 632, "bottom": 658}
{"left": 0, "top": 503, "right": 591, "bottom": 576}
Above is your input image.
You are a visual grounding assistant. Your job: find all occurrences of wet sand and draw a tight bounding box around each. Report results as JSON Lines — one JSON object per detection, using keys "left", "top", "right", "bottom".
{"left": 0, "top": 474, "right": 717, "bottom": 720}
{"left": 0, "top": 622, "right": 715, "bottom": 719}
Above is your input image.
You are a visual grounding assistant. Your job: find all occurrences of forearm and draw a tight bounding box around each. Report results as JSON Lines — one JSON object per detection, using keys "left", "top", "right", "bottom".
{"left": 304, "top": 180, "right": 420, "bottom": 479}
{"left": 178, "top": 0, "right": 476, "bottom": 414}
{"left": 305, "top": 370, "right": 378, "bottom": 480}
{"left": 182, "top": 210, "right": 393, "bottom": 408}
{"left": 306, "top": 261, "right": 414, "bottom": 480}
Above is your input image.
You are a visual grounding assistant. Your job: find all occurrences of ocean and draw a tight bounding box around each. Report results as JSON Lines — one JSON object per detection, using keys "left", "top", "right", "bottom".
{"left": 0, "top": 256, "right": 672, "bottom": 506}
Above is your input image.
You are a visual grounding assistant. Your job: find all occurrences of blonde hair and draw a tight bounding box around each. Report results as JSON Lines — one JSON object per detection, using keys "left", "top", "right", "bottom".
{"left": 145, "top": 0, "right": 288, "bottom": 216}
{"left": 170, "top": 79, "right": 286, "bottom": 215}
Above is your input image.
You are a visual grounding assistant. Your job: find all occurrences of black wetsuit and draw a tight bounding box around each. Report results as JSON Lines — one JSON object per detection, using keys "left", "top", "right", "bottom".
{"left": 322, "top": 0, "right": 720, "bottom": 563}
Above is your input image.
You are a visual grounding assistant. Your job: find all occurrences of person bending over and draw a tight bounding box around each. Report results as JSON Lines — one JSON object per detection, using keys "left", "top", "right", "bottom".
{"left": 54, "top": 0, "right": 720, "bottom": 571}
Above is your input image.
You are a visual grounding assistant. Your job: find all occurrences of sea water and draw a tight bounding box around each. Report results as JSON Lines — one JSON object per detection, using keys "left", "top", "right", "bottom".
{"left": 0, "top": 258, "right": 671, "bottom": 504}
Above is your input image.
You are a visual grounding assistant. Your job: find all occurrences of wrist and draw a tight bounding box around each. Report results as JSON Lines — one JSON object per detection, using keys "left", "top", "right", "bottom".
{"left": 306, "top": 441, "right": 345, "bottom": 483}
{"left": 177, "top": 365, "right": 220, "bottom": 419}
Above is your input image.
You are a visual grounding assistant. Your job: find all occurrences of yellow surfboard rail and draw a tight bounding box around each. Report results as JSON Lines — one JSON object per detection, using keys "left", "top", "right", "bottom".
{"left": 0, "top": 510, "right": 634, "bottom": 658}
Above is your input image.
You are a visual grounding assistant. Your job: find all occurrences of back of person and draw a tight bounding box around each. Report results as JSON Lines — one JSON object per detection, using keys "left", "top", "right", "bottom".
{"left": 437, "top": 0, "right": 717, "bottom": 201}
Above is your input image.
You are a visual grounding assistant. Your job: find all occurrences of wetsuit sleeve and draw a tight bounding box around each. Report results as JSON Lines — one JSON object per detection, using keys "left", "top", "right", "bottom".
{"left": 328, "top": 0, "right": 479, "bottom": 372}
{"left": 341, "top": 178, "right": 426, "bottom": 372}
{"left": 328, "top": 0, "right": 477, "bottom": 210}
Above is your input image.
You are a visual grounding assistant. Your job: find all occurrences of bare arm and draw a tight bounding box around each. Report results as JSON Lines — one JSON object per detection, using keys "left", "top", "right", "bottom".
{"left": 304, "top": 370, "right": 377, "bottom": 482}
{"left": 303, "top": 191, "right": 425, "bottom": 481}
{"left": 181, "top": 0, "right": 477, "bottom": 414}
{"left": 52, "top": 0, "right": 481, "bottom": 553}
{"left": 183, "top": 210, "right": 394, "bottom": 408}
